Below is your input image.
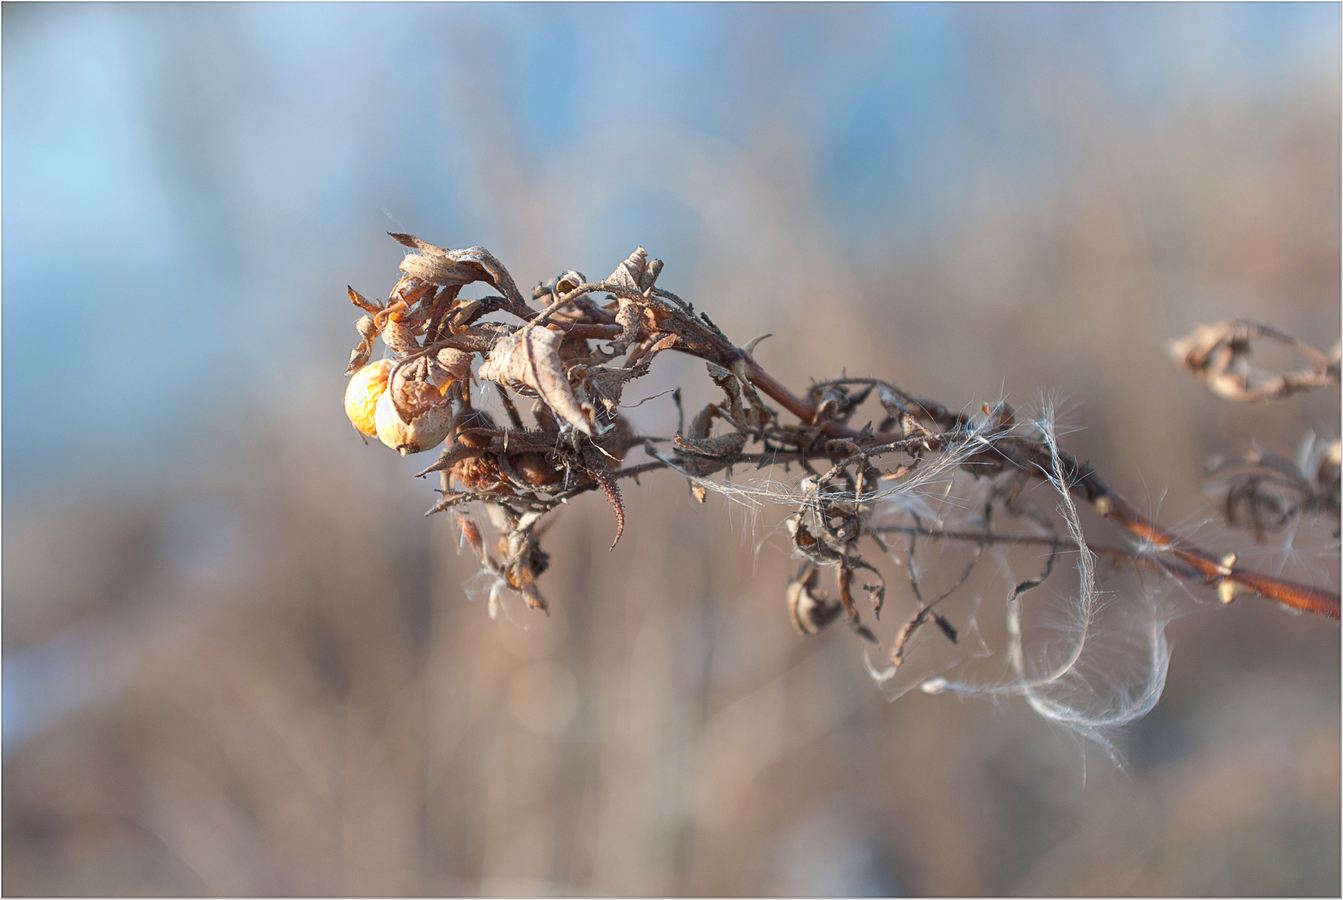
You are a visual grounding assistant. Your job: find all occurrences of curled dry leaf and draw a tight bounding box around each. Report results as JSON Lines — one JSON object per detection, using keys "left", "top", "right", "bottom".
{"left": 580, "top": 336, "right": 676, "bottom": 415}
{"left": 606, "top": 246, "right": 663, "bottom": 294}
{"left": 787, "top": 565, "right": 843, "bottom": 636}
{"left": 346, "top": 343, "right": 372, "bottom": 374}
{"left": 390, "top": 232, "right": 530, "bottom": 316}
{"left": 477, "top": 325, "right": 592, "bottom": 435}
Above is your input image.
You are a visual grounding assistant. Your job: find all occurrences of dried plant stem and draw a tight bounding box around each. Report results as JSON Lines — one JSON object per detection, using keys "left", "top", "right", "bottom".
{"left": 347, "top": 236, "right": 1339, "bottom": 625}
{"left": 729, "top": 349, "right": 1341, "bottom": 620}
{"left": 535, "top": 316, "right": 1339, "bottom": 619}
{"left": 557, "top": 331, "right": 1340, "bottom": 619}
{"left": 870, "top": 524, "right": 1201, "bottom": 581}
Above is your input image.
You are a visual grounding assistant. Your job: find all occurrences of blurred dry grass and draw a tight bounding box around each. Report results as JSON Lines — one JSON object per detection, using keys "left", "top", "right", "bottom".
{"left": 3, "top": 5, "right": 1339, "bottom": 896}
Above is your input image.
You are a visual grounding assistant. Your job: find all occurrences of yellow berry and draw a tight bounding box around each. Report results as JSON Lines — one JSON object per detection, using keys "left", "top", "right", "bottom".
{"left": 374, "top": 388, "right": 453, "bottom": 455}
{"left": 344, "top": 359, "right": 393, "bottom": 437}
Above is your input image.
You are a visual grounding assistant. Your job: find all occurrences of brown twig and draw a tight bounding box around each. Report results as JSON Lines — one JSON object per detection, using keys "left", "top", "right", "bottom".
{"left": 727, "top": 351, "right": 1340, "bottom": 620}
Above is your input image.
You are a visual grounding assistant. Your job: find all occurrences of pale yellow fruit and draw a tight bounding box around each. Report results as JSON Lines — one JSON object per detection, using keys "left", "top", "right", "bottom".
{"left": 374, "top": 388, "right": 453, "bottom": 455}
{"left": 344, "top": 359, "right": 393, "bottom": 437}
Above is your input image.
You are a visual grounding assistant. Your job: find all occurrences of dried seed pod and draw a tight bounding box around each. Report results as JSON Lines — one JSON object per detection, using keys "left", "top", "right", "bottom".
{"left": 374, "top": 389, "right": 452, "bottom": 455}
{"left": 450, "top": 456, "right": 510, "bottom": 495}
{"left": 344, "top": 359, "right": 393, "bottom": 437}
{"left": 451, "top": 409, "right": 497, "bottom": 449}
{"left": 512, "top": 451, "right": 562, "bottom": 487}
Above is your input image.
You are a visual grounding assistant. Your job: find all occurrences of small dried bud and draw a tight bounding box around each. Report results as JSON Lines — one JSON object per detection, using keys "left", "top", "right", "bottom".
{"left": 513, "top": 452, "right": 562, "bottom": 487}
{"left": 452, "top": 409, "right": 497, "bottom": 449}
{"left": 344, "top": 359, "right": 393, "bottom": 437}
{"left": 449, "top": 456, "right": 509, "bottom": 495}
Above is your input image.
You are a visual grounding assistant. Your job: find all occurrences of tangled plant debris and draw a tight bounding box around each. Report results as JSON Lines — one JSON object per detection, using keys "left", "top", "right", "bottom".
{"left": 341, "top": 235, "right": 1340, "bottom": 732}
{"left": 1170, "top": 319, "right": 1341, "bottom": 403}
{"left": 1168, "top": 319, "right": 1341, "bottom": 543}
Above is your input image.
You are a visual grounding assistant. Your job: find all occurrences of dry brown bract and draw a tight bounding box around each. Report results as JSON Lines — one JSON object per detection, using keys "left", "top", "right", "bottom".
{"left": 342, "top": 236, "right": 1340, "bottom": 656}
{"left": 1208, "top": 437, "right": 1341, "bottom": 542}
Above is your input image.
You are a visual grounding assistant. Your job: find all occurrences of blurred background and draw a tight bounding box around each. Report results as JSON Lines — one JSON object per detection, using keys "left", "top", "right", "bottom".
{"left": 3, "top": 3, "right": 1339, "bottom": 895}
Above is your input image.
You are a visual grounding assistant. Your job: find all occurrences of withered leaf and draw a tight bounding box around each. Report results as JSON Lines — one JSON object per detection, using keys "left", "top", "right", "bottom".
{"left": 688, "top": 403, "right": 717, "bottom": 440}
{"left": 837, "top": 564, "right": 859, "bottom": 620}
{"left": 453, "top": 513, "right": 486, "bottom": 561}
{"left": 417, "top": 444, "right": 484, "bottom": 479}
{"left": 580, "top": 350, "right": 662, "bottom": 415}
{"left": 673, "top": 432, "right": 747, "bottom": 460}
{"left": 423, "top": 489, "right": 472, "bottom": 517}
{"left": 615, "top": 299, "right": 643, "bottom": 348}
{"left": 389, "top": 233, "right": 527, "bottom": 311}
{"left": 346, "top": 343, "right": 371, "bottom": 374}
{"left": 554, "top": 270, "right": 586, "bottom": 296}
{"left": 477, "top": 325, "right": 592, "bottom": 435}
{"left": 787, "top": 566, "right": 842, "bottom": 636}
{"left": 348, "top": 286, "right": 382, "bottom": 314}
{"left": 606, "top": 246, "right": 663, "bottom": 294}
{"left": 531, "top": 399, "right": 560, "bottom": 434}
{"left": 633, "top": 333, "right": 679, "bottom": 365}
{"left": 706, "top": 364, "right": 758, "bottom": 428}
{"left": 583, "top": 367, "right": 639, "bottom": 415}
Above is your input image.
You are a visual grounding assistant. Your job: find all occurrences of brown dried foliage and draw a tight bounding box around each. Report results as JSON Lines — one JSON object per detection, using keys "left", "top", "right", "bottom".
{"left": 343, "top": 236, "right": 1339, "bottom": 666}
{"left": 1170, "top": 319, "right": 1341, "bottom": 402}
